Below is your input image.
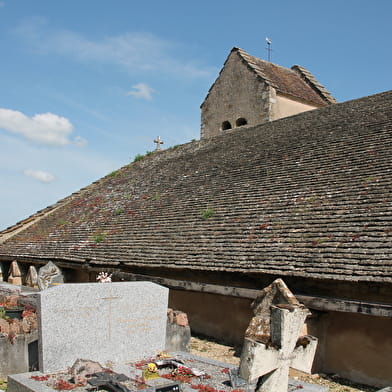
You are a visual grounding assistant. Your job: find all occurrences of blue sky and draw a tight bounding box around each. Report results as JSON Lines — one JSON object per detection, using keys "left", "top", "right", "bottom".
{"left": 0, "top": 0, "right": 391, "bottom": 231}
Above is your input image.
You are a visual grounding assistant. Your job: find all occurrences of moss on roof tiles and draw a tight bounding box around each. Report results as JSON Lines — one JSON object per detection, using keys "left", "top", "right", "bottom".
{"left": 0, "top": 90, "right": 391, "bottom": 282}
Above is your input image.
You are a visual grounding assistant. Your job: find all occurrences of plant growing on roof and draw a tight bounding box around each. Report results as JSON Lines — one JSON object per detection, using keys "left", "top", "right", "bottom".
{"left": 92, "top": 230, "right": 106, "bottom": 244}
{"left": 151, "top": 192, "right": 161, "bottom": 200}
{"left": 107, "top": 170, "right": 119, "bottom": 178}
{"left": 133, "top": 150, "right": 153, "bottom": 162}
{"left": 200, "top": 208, "right": 215, "bottom": 219}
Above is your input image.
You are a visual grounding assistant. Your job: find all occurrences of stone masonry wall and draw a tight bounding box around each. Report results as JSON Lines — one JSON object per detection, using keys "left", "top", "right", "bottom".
{"left": 201, "top": 53, "right": 270, "bottom": 138}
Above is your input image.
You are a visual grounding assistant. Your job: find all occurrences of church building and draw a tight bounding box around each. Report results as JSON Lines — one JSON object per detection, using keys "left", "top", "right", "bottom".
{"left": 201, "top": 47, "right": 336, "bottom": 138}
{"left": 0, "top": 48, "right": 391, "bottom": 388}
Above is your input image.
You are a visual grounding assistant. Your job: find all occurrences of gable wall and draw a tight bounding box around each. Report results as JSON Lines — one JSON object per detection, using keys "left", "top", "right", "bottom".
{"left": 271, "top": 92, "right": 320, "bottom": 121}
{"left": 201, "top": 53, "right": 270, "bottom": 138}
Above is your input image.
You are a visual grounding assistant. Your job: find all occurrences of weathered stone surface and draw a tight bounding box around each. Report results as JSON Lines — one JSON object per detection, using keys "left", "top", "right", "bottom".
{"left": 37, "top": 281, "right": 168, "bottom": 373}
{"left": 245, "top": 278, "right": 301, "bottom": 342}
{"left": 70, "top": 359, "right": 105, "bottom": 385}
{"left": 238, "top": 280, "right": 318, "bottom": 392}
{"left": 167, "top": 308, "right": 175, "bottom": 324}
{"left": 175, "top": 312, "right": 189, "bottom": 327}
{"left": 0, "top": 332, "right": 38, "bottom": 377}
{"left": 38, "top": 262, "right": 64, "bottom": 290}
{"left": 8, "top": 261, "right": 22, "bottom": 285}
{"left": 25, "top": 266, "right": 38, "bottom": 288}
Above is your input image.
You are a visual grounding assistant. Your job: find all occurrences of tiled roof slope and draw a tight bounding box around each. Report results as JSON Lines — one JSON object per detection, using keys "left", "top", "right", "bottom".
{"left": 235, "top": 47, "right": 336, "bottom": 105}
{"left": 0, "top": 91, "right": 391, "bottom": 283}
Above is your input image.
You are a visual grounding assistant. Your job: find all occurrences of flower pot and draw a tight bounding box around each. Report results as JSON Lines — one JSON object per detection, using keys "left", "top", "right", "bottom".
{"left": 4, "top": 307, "right": 24, "bottom": 319}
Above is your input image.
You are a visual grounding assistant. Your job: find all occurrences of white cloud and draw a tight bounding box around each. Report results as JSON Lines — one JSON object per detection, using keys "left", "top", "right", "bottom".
{"left": 127, "top": 83, "right": 154, "bottom": 100}
{"left": 14, "top": 19, "right": 214, "bottom": 79}
{"left": 0, "top": 108, "right": 74, "bottom": 146}
{"left": 24, "top": 169, "right": 55, "bottom": 183}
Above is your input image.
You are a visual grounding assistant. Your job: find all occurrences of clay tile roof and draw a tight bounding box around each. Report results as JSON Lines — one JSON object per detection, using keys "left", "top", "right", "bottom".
{"left": 0, "top": 90, "right": 391, "bottom": 283}
{"left": 234, "top": 47, "right": 336, "bottom": 105}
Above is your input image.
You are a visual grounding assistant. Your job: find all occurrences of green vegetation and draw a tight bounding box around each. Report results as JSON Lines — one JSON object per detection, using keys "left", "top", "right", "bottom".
{"left": 133, "top": 150, "right": 153, "bottom": 162}
{"left": 0, "top": 377, "right": 7, "bottom": 390}
{"left": 92, "top": 230, "right": 106, "bottom": 244}
{"left": 201, "top": 208, "right": 215, "bottom": 219}
{"left": 107, "top": 170, "right": 119, "bottom": 177}
{"left": 0, "top": 307, "right": 7, "bottom": 319}
{"left": 114, "top": 208, "right": 124, "bottom": 215}
{"left": 151, "top": 192, "right": 161, "bottom": 201}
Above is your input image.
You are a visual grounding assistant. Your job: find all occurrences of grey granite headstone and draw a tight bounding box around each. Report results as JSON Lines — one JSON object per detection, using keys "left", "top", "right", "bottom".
{"left": 37, "top": 282, "right": 168, "bottom": 373}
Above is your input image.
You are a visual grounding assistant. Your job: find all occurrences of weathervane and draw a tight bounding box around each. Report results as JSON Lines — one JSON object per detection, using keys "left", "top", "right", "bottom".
{"left": 266, "top": 37, "right": 272, "bottom": 62}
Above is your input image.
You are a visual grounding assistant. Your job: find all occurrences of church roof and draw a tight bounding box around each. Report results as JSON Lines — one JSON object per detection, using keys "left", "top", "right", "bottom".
{"left": 0, "top": 90, "right": 391, "bottom": 283}
{"left": 202, "top": 47, "right": 336, "bottom": 107}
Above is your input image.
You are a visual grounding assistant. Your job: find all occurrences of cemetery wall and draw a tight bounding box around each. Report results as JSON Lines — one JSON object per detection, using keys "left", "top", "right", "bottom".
{"left": 310, "top": 311, "right": 392, "bottom": 387}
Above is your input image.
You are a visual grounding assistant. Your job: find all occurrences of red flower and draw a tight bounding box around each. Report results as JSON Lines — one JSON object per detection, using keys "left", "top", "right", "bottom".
{"left": 53, "top": 379, "right": 76, "bottom": 390}
{"left": 31, "top": 375, "right": 49, "bottom": 381}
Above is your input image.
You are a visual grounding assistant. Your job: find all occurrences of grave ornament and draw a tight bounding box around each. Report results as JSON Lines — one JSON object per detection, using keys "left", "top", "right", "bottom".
{"left": 7, "top": 260, "right": 22, "bottom": 285}
{"left": 38, "top": 261, "right": 64, "bottom": 290}
{"left": 237, "top": 278, "right": 318, "bottom": 392}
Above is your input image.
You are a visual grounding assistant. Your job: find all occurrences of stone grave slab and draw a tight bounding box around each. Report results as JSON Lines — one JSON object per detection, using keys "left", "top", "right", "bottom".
{"left": 37, "top": 282, "right": 168, "bottom": 373}
{"left": 7, "top": 352, "right": 328, "bottom": 392}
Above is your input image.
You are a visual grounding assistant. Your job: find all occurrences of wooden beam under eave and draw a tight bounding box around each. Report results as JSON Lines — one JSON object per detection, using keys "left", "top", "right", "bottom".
{"left": 111, "top": 271, "right": 392, "bottom": 318}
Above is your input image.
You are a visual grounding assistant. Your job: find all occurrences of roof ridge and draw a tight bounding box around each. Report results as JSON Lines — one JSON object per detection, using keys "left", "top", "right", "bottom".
{"left": 291, "top": 64, "right": 337, "bottom": 104}
{"left": 235, "top": 47, "right": 296, "bottom": 74}
{"left": 233, "top": 47, "right": 334, "bottom": 106}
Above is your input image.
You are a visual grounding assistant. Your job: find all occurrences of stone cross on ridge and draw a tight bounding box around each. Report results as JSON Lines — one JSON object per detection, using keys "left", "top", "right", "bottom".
{"left": 154, "top": 136, "right": 164, "bottom": 150}
{"left": 238, "top": 279, "right": 318, "bottom": 392}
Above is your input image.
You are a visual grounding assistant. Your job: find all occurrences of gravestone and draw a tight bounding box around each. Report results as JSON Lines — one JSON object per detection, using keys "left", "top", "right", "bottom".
{"left": 237, "top": 279, "right": 318, "bottom": 392}
{"left": 37, "top": 262, "right": 64, "bottom": 290}
{"left": 8, "top": 261, "right": 22, "bottom": 285}
{"left": 37, "top": 282, "right": 168, "bottom": 373}
{"left": 25, "top": 266, "right": 38, "bottom": 288}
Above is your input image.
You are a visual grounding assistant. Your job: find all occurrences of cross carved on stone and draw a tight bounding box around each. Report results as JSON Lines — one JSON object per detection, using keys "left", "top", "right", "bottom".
{"left": 101, "top": 293, "right": 120, "bottom": 341}
{"left": 154, "top": 136, "right": 164, "bottom": 150}
{"left": 237, "top": 279, "right": 318, "bottom": 392}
